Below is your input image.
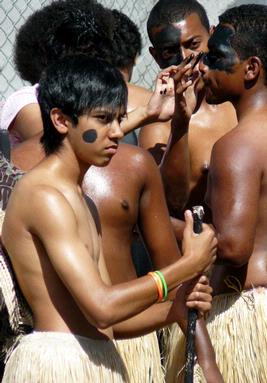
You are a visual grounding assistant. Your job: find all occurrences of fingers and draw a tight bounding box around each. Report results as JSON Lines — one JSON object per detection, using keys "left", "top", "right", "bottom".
{"left": 198, "top": 275, "right": 209, "bottom": 285}
{"left": 186, "top": 291, "right": 212, "bottom": 314}
{"left": 183, "top": 210, "right": 193, "bottom": 239}
{"left": 191, "top": 51, "right": 204, "bottom": 69}
{"left": 186, "top": 300, "right": 212, "bottom": 315}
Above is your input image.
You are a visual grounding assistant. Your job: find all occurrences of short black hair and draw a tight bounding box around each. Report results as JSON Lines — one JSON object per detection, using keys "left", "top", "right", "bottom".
{"left": 38, "top": 55, "right": 128, "bottom": 155}
{"left": 14, "top": 0, "right": 115, "bottom": 84}
{"left": 111, "top": 9, "right": 142, "bottom": 70}
{"left": 219, "top": 4, "right": 267, "bottom": 81}
{"left": 147, "top": 0, "right": 210, "bottom": 44}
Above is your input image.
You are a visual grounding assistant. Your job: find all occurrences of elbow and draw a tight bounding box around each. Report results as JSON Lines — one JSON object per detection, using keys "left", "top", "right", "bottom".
{"left": 217, "top": 238, "right": 251, "bottom": 266}
{"left": 93, "top": 304, "right": 117, "bottom": 330}
{"left": 94, "top": 295, "right": 124, "bottom": 330}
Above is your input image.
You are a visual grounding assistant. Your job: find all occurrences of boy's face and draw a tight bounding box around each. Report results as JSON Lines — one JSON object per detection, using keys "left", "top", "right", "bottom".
{"left": 200, "top": 23, "right": 242, "bottom": 105}
{"left": 68, "top": 107, "right": 125, "bottom": 167}
{"left": 149, "top": 12, "right": 210, "bottom": 69}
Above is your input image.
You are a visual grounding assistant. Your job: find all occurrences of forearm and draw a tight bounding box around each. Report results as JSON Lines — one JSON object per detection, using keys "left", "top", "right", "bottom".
{"left": 174, "top": 317, "right": 224, "bottom": 383}
{"left": 195, "top": 319, "right": 224, "bottom": 383}
{"left": 98, "top": 256, "right": 200, "bottom": 329}
{"left": 121, "top": 106, "right": 158, "bottom": 135}
{"left": 113, "top": 300, "right": 173, "bottom": 339}
{"left": 160, "top": 118, "right": 190, "bottom": 214}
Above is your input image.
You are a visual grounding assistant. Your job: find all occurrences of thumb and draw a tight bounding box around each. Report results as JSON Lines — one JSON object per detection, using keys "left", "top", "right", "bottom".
{"left": 184, "top": 210, "right": 193, "bottom": 236}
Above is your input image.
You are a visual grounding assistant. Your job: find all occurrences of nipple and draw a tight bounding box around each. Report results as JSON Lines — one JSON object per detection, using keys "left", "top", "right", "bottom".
{"left": 121, "top": 200, "right": 129, "bottom": 210}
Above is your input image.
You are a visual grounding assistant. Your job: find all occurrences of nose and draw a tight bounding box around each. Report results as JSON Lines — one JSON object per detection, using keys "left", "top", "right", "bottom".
{"left": 198, "top": 55, "right": 208, "bottom": 76}
{"left": 109, "top": 119, "right": 124, "bottom": 140}
{"left": 181, "top": 47, "right": 193, "bottom": 61}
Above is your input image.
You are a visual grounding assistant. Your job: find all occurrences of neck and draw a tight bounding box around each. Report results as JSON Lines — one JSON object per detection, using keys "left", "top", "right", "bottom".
{"left": 233, "top": 85, "right": 267, "bottom": 121}
{"left": 44, "top": 139, "right": 90, "bottom": 186}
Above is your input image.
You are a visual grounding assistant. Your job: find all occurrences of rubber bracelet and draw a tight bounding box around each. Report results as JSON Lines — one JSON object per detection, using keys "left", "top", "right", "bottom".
{"left": 154, "top": 270, "right": 168, "bottom": 301}
{"left": 148, "top": 272, "right": 163, "bottom": 302}
{"left": 148, "top": 271, "right": 163, "bottom": 302}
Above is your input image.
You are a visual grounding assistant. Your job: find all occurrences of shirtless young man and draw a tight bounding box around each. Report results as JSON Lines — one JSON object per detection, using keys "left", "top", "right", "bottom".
{"left": 0, "top": 5, "right": 184, "bottom": 380}
{"left": 1, "top": 54, "right": 216, "bottom": 383}
{"left": 141, "top": 0, "right": 237, "bottom": 230}
{"left": 167, "top": 4, "right": 267, "bottom": 382}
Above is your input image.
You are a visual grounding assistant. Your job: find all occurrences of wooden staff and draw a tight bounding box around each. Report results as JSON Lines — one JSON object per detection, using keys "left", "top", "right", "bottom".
{"left": 184, "top": 205, "right": 204, "bottom": 383}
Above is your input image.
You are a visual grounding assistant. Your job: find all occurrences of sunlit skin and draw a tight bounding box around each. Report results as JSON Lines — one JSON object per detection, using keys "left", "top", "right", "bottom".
{"left": 5, "top": 102, "right": 216, "bottom": 344}
{"left": 199, "top": 23, "right": 267, "bottom": 294}
{"left": 141, "top": 12, "right": 237, "bottom": 227}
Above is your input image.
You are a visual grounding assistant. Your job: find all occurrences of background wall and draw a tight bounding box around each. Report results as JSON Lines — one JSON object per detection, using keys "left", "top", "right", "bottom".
{"left": 1, "top": 0, "right": 267, "bottom": 101}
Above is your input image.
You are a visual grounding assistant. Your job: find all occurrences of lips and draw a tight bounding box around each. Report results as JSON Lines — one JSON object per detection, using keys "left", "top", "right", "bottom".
{"left": 105, "top": 145, "right": 118, "bottom": 155}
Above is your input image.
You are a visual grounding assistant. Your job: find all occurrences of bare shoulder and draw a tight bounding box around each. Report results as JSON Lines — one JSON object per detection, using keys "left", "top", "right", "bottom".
{"left": 6, "top": 176, "right": 75, "bottom": 229}
{"left": 115, "top": 144, "right": 160, "bottom": 183}
{"left": 117, "top": 143, "right": 157, "bottom": 171}
{"left": 211, "top": 122, "right": 261, "bottom": 169}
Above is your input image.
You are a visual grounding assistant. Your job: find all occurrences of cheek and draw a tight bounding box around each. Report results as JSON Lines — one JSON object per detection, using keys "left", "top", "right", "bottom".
{"left": 82, "top": 129, "right": 98, "bottom": 143}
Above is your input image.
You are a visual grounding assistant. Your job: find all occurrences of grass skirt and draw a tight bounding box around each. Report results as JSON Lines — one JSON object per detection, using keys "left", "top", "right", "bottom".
{"left": 3, "top": 331, "right": 129, "bottom": 382}
{"left": 164, "top": 288, "right": 267, "bottom": 383}
{"left": 116, "top": 331, "right": 164, "bottom": 383}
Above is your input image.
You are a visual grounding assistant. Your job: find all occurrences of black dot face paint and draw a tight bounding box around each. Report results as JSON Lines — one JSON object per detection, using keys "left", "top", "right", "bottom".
{"left": 203, "top": 24, "right": 237, "bottom": 72}
{"left": 82, "top": 129, "right": 97, "bottom": 143}
{"left": 153, "top": 25, "right": 183, "bottom": 67}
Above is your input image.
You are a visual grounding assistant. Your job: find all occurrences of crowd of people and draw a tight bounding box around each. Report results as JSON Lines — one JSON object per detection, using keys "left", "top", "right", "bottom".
{"left": 0, "top": 0, "right": 266, "bottom": 382}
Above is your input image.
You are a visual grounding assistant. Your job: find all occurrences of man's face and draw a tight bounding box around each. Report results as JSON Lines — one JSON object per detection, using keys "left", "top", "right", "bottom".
{"left": 68, "top": 107, "right": 125, "bottom": 167}
{"left": 199, "top": 23, "right": 242, "bottom": 105}
{"left": 149, "top": 12, "right": 210, "bottom": 69}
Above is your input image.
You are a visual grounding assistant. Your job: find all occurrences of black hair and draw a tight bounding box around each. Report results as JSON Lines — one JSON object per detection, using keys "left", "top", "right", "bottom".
{"left": 219, "top": 4, "right": 267, "bottom": 81}
{"left": 110, "top": 9, "right": 142, "bottom": 70}
{"left": 14, "top": 0, "right": 115, "bottom": 84}
{"left": 147, "top": 0, "right": 210, "bottom": 44}
{"left": 38, "top": 55, "right": 128, "bottom": 155}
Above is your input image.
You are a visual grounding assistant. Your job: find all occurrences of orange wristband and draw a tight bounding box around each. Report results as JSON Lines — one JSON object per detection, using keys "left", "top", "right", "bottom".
{"left": 148, "top": 271, "right": 164, "bottom": 302}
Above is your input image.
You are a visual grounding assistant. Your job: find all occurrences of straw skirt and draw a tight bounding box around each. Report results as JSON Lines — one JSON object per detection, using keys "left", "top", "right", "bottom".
{"left": 2, "top": 331, "right": 129, "bottom": 382}
{"left": 116, "top": 331, "right": 164, "bottom": 383}
{"left": 164, "top": 288, "right": 267, "bottom": 383}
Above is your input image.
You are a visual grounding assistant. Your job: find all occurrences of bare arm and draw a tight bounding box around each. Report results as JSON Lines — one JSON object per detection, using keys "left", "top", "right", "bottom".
{"left": 138, "top": 121, "right": 170, "bottom": 165}
{"left": 122, "top": 69, "right": 177, "bottom": 137}
{"left": 206, "top": 133, "right": 260, "bottom": 265}
{"left": 160, "top": 117, "right": 190, "bottom": 214}
{"left": 174, "top": 280, "right": 224, "bottom": 383}
{"left": 137, "top": 148, "right": 182, "bottom": 269}
{"left": 113, "top": 275, "right": 212, "bottom": 339}
{"left": 29, "top": 187, "right": 216, "bottom": 330}
{"left": 160, "top": 57, "right": 202, "bottom": 215}
{"left": 13, "top": 103, "right": 43, "bottom": 141}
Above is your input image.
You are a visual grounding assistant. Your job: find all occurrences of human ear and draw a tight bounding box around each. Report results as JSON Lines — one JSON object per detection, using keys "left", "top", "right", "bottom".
{"left": 50, "top": 108, "right": 69, "bottom": 134}
{"left": 245, "top": 56, "right": 261, "bottom": 81}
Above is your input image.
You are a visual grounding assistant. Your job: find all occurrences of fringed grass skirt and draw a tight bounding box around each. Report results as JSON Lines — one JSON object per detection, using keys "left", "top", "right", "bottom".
{"left": 164, "top": 288, "right": 267, "bottom": 383}
{"left": 116, "top": 331, "right": 164, "bottom": 383}
{"left": 3, "top": 331, "right": 129, "bottom": 382}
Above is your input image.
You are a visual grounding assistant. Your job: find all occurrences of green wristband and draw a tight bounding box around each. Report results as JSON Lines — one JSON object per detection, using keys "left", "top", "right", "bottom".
{"left": 154, "top": 270, "right": 168, "bottom": 301}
